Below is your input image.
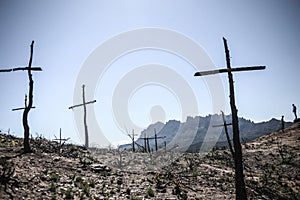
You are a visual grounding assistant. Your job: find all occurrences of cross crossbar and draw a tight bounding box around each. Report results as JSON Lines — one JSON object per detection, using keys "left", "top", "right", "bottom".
{"left": 53, "top": 138, "right": 70, "bottom": 141}
{"left": 140, "top": 136, "right": 166, "bottom": 140}
{"left": 194, "top": 66, "right": 265, "bottom": 76}
{"left": 0, "top": 67, "right": 42, "bottom": 73}
{"left": 212, "top": 123, "right": 232, "bottom": 128}
{"left": 68, "top": 100, "right": 96, "bottom": 109}
{"left": 12, "top": 106, "right": 36, "bottom": 111}
{"left": 139, "top": 136, "right": 166, "bottom": 140}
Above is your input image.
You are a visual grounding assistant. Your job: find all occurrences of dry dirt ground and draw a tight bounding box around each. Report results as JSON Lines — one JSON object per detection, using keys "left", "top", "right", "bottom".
{"left": 0, "top": 122, "right": 299, "bottom": 199}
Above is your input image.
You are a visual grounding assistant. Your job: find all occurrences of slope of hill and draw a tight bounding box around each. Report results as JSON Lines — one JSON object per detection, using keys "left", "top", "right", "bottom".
{"left": 242, "top": 121, "right": 300, "bottom": 199}
{"left": 0, "top": 121, "right": 298, "bottom": 199}
{"left": 120, "top": 115, "right": 292, "bottom": 152}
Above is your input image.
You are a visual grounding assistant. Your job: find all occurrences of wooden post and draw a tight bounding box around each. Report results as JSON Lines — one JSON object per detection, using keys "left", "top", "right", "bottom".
{"left": 154, "top": 129, "right": 158, "bottom": 152}
{"left": 82, "top": 85, "right": 89, "bottom": 148}
{"left": 223, "top": 37, "right": 247, "bottom": 200}
{"left": 22, "top": 41, "right": 34, "bottom": 153}
{"left": 69, "top": 84, "right": 96, "bottom": 148}
{"left": 147, "top": 138, "right": 150, "bottom": 153}
{"left": 194, "top": 37, "right": 266, "bottom": 200}
{"left": 144, "top": 133, "right": 147, "bottom": 153}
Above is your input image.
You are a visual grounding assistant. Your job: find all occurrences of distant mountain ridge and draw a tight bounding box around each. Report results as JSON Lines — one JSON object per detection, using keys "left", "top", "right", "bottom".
{"left": 120, "top": 115, "right": 292, "bottom": 152}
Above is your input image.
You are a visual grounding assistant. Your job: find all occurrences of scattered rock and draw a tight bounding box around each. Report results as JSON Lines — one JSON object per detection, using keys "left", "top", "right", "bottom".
{"left": 90, "top": 163, "right": 111, "bottom": 173}
{"left": 0, "top": 123, "right": 299, "bottom": 199}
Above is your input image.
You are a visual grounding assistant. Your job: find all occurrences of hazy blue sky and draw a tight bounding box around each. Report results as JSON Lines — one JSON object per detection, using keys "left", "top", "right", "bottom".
{"left": 0, "top": 0, "right": 299, "bottom": 146}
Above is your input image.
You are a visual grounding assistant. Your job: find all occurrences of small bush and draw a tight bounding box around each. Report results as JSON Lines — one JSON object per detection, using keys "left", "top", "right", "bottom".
{"left": 49, "top": 182, "right": 56, "bottom": 192}
{"left": 117, "top": 178, "right": 123, "bottom": 185}
{"left": 88, "top": 178, "right": 95, "bottom": 188}
{"left": 65, "top": 188, "right": 73, "bottom": 199}
{"left": 50, "top": 173, "right": 60, "bottom": 182}
{"left": 126, "top": 188, "right": 131, "bottom": 195}
{"left": 82, "top": 181, "right": 90, "bottom": 197}
{"left": 145, "top": 187, "right": 155, "bottom": 197}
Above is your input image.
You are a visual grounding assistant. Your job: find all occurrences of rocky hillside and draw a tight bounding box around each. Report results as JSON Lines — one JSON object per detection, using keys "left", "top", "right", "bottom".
{"left": 0, "top": 121, "right": 299, "bottom": 199}
{"left": 120, "top": 115, "right": 292, "bottom": 152}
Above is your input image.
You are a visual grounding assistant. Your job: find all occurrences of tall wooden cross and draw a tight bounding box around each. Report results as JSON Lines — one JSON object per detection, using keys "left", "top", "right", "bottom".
{"left": 69, "top": 84, "right": 96, "bottom": 148}
{"left": 0, "top": 41, "right": 42, "bottom": 153}
{"left": 194, "top": 37, "right": 265, "bottom": 200}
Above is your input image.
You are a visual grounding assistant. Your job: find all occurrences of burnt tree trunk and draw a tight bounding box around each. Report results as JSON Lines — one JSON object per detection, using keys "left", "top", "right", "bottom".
{"left": 223, "top": 37, "right": 247, "bottom": 200}
{"left": 22, "top": 41, "right": 34, "bottom": 153}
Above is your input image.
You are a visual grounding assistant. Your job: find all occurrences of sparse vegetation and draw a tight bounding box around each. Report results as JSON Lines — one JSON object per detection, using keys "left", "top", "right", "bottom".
{"left": 88, "top": 178, "right": 95, "bottom": 188}
{"left": 116, "top": 177, "right": 123, "bottom": 185}
{"left": 0, "top": 122, "right": 299, "bottom": 199}
{"left": 82, "top": 181, "right": 90, "bottom": 197}
{"left": 64, "top": 187, "right": 73, "bottom": 199}
{"left": 49, "top": 182, "right": 57, "bottom": 192}
{"left": 277, "top": 142, "right": 294, "bottom": 164}
{"left": 145, "top": 186, "right": 155, "bottom": 197}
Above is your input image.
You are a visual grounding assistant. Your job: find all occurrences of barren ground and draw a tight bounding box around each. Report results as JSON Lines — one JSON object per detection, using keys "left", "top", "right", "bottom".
{"left": 1, "top": 122, "right": 299, "bottom": 199}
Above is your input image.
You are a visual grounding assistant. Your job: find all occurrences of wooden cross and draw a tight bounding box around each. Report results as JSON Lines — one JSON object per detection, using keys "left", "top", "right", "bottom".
{"left": 1, "top": 66, "right": 41, "bottom": 112}
{"left": 12, "top": 95, "right": 36, "bottom": 111}
{"left": 53, "top": 128, "right": 70, "bottom": 146}
{"left": 194, "top": 37, "right": 265, "bottom": 200}
{"left": 53, "top": 128, "right": 70, "bottom": 155}
{"left": 69, "top": 84, "right": 96, "bottom": 148}
{"left": 0, "top": 41, "right": 42, "bottom": 153}
{"left": 140, "top": 129, "right": 166, "bottom": 152}
{"left": 213, "top": 111, "right": 234, "bottom": 158}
